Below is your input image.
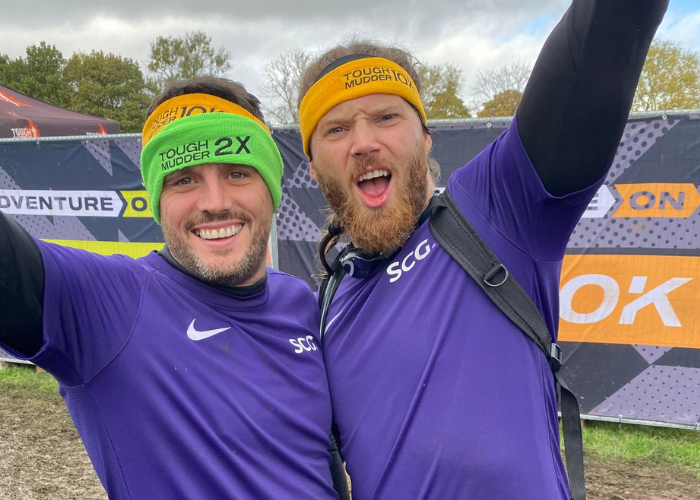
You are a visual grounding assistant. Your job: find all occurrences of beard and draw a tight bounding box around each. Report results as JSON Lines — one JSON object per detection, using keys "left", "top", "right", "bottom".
{"left": 162, "top": 210, "right": 272, "bottom": 287}
{"left": 315, "top": 148, "right": 431, "bottom": 255}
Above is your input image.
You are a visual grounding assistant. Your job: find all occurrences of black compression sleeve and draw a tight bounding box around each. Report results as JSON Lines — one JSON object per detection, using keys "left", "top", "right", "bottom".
{"left": 0, "top": 212, "right": 44, "bottom": 357}
{"left": 517, "top": 0, "right": 668, "bottom": 196}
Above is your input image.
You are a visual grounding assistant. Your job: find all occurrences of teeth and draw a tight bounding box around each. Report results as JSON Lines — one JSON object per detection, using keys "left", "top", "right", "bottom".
{"left": 195, "top": 224, "right": 242, "bottom": 240}
{"left": 359, "top": 169, "right": 389, "bottom": 182}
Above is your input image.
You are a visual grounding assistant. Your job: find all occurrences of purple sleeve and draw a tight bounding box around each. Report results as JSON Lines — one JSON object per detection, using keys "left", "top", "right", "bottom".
{"left": 29, "top": 242, "right": 145, "bottom": 386}
{"left": 448, "top": 118, "right": 602, "bottom": 263}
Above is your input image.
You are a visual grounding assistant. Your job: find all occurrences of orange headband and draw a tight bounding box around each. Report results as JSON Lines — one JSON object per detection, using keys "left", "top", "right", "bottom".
{"left": 298, "top": 57, "right": 426, "bottom": 158}
{"left": 142, "top": 93, "right": 270, "bottom": 146}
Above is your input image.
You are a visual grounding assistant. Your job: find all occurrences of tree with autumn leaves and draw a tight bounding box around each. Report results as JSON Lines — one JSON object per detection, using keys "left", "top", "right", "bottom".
{"left": 1, "top": 36, "right": 698, "bottom": 130}
{"left": 258, "top": 38, "right": 699, "bottom": 122}
{"left": 471, "top": 41, "right": 700, "bottom": 118}
{"left": 633, "top": 40, "right": 700, "bottom": 111}
{"left": 470, "top": 62, "right": 531, "bottom": 118}
{"left": 417, "top": 63, "right": 472, "bottom": 119}
{"left": 259, "top": 50, "right": 474, "bottom": 123}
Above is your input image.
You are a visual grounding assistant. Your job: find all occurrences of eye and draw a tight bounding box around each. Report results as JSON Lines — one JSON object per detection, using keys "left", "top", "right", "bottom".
{"left": 164, "top": 175, "right": 193, "bottom": 187}
{"left": 228, "top": 169, "right": 248, "bottom": 180}
{"left": 326, "top": 126, "right": 344, "bottom": 135}
{"left": 380, "top": 113, "right": 398, "bottom": 122}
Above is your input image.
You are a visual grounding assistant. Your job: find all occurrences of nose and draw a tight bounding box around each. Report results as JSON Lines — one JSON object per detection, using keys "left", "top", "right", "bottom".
{"left": 349, "top": 121, "right": 380, "bottom": 158}
{"left": 196, "top": 176, "right": 233, "bottom": 214}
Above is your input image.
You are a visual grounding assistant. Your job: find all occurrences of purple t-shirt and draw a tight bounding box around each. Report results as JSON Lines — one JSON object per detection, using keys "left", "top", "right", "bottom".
{"left": 323, "top": 119, "right": 602, "bottom": 500}
{"left": 11, "top": 245, "right": 337, "bottom": 499}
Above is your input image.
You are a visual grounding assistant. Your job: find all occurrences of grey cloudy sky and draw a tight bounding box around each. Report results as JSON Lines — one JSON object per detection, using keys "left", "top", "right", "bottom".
{"left": 2, "top": 0, "right": 699, "bottom": 113}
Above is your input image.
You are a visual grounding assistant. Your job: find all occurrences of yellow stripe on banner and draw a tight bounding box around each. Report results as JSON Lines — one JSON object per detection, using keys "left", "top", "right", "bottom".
{"left": 120, "top": 191, "right": 154, "bottom": 218}
{"left": 558, "top": 254, "right": 700, "bottom": 349}
{"left": 43, "top": 239, "right": 164, "bottom": 259}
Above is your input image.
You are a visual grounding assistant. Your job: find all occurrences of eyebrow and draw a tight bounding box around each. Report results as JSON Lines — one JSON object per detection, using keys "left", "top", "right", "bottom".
{"left": 164, "top": 167, "right": 193, "bottom": 180}
{"left": 322, "top": 104, "right": 404, "bottom": 124}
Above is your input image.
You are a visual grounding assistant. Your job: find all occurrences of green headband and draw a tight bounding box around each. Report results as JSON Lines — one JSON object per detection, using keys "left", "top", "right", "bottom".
{"left": 140, "top": 113, "right": 283, "bottom": 224}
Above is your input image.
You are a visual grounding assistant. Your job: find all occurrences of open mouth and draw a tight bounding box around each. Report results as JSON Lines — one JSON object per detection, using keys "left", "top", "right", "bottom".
{"left": 193, "top": 224, "right": 243, "bottom": 240}
{"left": 356, "top": 169, "right": 392, "bottom": 204}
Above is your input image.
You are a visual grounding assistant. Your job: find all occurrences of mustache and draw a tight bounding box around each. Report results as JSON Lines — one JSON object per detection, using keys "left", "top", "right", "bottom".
{"left": 317, "top": 148, "right": 429, "bottom": 255}
{"left": 351, "top": 156, "right": 394, "bottom": 176}
{"left": 185, "top": 211, "right": 251, "bottom": 231}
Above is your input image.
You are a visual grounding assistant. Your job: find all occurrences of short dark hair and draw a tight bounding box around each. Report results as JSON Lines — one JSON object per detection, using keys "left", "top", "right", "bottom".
{"left": 147, "top": 76, "right": 265, "bottom": 122}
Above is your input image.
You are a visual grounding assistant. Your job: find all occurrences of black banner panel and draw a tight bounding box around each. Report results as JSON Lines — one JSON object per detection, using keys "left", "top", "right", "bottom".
{"left": 2, "top": 113, "right": 699, "bottom": 428}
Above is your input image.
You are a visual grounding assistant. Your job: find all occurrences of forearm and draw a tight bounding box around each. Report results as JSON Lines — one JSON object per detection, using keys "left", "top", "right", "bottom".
{"left": 0, "top": 212, "right": 44, "bottom": 356}
{"left": 517, "top": 0, "right": 668, "bottom": 196}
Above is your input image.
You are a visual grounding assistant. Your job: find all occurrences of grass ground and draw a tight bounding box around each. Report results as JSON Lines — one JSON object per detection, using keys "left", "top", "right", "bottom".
{"left": 2, "top": 364, "right": 699, "bottom": 499}
{"left": 581, "top": 419, "right": 700, "bottom": 477}
{"left": 0, "top": 363, "right": 57, "bottom": 392}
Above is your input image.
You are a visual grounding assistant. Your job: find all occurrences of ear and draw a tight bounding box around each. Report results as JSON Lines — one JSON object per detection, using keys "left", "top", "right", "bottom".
{"left": 309, "top": 160, "right": 318, "bottom": 181}
{"left": 423, "top": 129, "right": 433, "bottom": 154}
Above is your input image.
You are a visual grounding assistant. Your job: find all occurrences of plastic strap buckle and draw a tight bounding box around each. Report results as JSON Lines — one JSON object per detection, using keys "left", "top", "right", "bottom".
{"left": 549, "top": 343, "right": 562, "bottom": 373}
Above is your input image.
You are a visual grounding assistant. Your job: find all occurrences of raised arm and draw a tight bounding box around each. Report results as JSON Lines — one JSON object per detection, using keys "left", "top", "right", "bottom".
{"left": 0, "top": 212, "right": 44, "bottom": 357}
{"left": 517, "top": 0, "right": 668, "bottom": 196}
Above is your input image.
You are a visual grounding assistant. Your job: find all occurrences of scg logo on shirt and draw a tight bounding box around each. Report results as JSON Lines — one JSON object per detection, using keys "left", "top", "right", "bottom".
{"left": 386, "top": 239, "right": 432, "bottom": 283}
{"left": 290, "top": 336, "right": 318, "bottom": 354}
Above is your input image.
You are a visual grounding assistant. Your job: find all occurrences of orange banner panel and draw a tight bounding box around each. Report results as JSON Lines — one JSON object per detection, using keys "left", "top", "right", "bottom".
{"left": 559, "top": 254, "right": 700, "bottom": 349}
{"left": 613, "top": 183, "right": 700, "bottom": 218}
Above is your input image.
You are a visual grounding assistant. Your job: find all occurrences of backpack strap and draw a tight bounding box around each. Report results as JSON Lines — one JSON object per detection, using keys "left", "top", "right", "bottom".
{"left": 318, "top": 253, "right": 347, "bottom": 344}
{"left": 318, "top": 259, "right": 351, "bottom": 499}
{"left": 428, "top": 189, "right": 586, "bottom": 500}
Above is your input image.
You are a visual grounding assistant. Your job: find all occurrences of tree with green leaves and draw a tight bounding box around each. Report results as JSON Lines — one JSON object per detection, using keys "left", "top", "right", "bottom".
{"left": 477, "top": 89, "right": 523, "bottom": 118}
{"left": 64, "top": 51, "right": 153, "bottom": 133}
{"left": 148, "top": 31, "right": 233, "bottom": 92}
{"left": 0, "top": 53, "right": 10, "bottom": 86}
{"left": 633, "top": 39, "right": 700, "bottom": 111}
{"left": 417, "top": 63, "right": 471, "bottom": 119}
{"left": 259, "top": 48, "right": 312, "bottom": 123}
{"left": 0, "top": 42, "right": 71, "bottom": 108}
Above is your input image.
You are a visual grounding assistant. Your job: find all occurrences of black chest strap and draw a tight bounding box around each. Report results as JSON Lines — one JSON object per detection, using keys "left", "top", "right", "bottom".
{"left": 318, "top": 189, "right": 586, "bottom": 500}
{"left": 428, "top": 189, "right": 585, "bottom": 500}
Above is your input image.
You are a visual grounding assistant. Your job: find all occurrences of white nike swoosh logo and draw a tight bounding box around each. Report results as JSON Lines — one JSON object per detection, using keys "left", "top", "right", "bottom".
{"left": 187, "top": 319, "right": 231, "bottom": 341}
{"left": 325, "top": 309, "right": 344, "bottom": 333}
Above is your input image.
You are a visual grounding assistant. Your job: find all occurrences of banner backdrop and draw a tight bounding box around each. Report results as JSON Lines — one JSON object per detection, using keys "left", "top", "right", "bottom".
{"left": 1, "top": 113, "right": 699, "bottom": 429}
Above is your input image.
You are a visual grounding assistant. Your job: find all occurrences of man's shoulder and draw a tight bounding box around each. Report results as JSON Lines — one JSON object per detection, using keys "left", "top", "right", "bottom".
{"left": 38, "top": 239, "right": 147, "bottom": 275}
{"left": 38, "top": 244, "right": 151, "bottom": 307}
{"left": 264, "top": 269, "right": 319, "bottom": 327}
{"left": 266, "top": 268, "right": 316, "bottom": 295}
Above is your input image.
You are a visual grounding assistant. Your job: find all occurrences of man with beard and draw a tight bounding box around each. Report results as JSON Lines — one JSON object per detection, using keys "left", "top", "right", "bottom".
{"left": 297, "top": 1, "right": 667, "bottom": 499}
{"left": 0, "top": 77, "right": 342, "bottom": 499}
